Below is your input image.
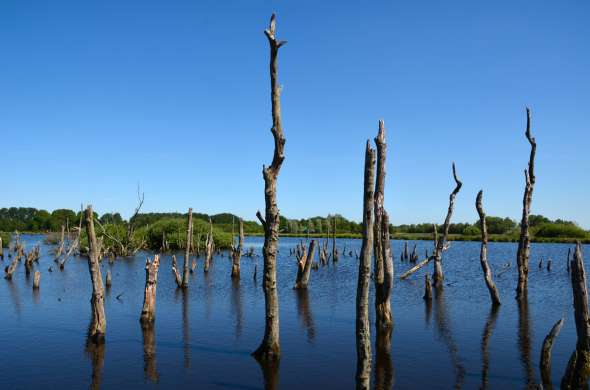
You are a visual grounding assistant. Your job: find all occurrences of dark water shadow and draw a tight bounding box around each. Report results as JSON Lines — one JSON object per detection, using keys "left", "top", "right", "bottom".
{"left": 480, "top": 305, "right": 500, "bottom": 389}
{"left": 433, "top": 286, "right": 465, "bottom": 389}
{"left": 294, "top": 289, "right": 315, "bottom": 344}
{"left": 231, "top": 278, "right": 243, "bottom": 341}
{"left": 175, "top": 288, "right": 191, "bottom": 369}
{"left": 85, "top": 338, "right": 105, "bottom": 390}
{"left": 255, "top": 358, "right": 280, "bottom": 390}
{"left": 141, "top": 323, "right": 159, "bottom": 383}
{"left": 7, "top": 279, "right": 22, "bottom": 317}
{"left": 374, "top": 326, "right": 394, "bottom": 390}
{"left": 424, "top": 296, "right": 433, "bottom": 328}
{"left": 517, "top": 293, "right": 536, "bottom": 388}
{"left": 204, "top": 271, "right": 213, "bottom": 320}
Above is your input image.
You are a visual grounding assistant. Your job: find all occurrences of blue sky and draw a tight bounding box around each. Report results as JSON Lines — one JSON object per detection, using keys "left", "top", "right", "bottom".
{"left": 0, "top": 1, "right": 588, "bottom": 227}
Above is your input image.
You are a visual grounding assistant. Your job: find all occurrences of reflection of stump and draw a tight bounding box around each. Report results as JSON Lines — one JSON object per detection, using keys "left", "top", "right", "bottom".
{"left": 374, "top": 326, "right": 394, "bottom": 390}
{"left": 142, "top": 323, "right": 159, "bottom": 383}
{"left": 85, "top": 337, "right": 105, "bottom": 390}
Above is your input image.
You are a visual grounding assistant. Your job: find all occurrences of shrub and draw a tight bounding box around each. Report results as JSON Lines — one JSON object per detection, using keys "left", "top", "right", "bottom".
{"left": 533, "top": 223, "right": 588, "bottom": 239}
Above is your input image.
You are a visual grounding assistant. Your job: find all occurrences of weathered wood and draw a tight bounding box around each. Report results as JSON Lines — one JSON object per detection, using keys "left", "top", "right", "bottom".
{"left": 476, "top": 190, "right": 501, "bottom": 306}
{"left": 140, "top": 254, "right": 161, "bottom": 325}
{"left": 105, "top": 270, "right": 112, "bottom": 288}
{"left": 141, "top": 322, "right": 159, "bottom": 383}
{"left": 55, "top": 225, "right": 65, "bottom": 259}
{"left": 204, "top": 218, "right": 214, "bottom": 273}
{"left": 516, "top": 108, "right": 536, "bottom": 300}
{"left": 182, "top": 208, "right": 193, "bottom": 288}
{"left": 332, "top": 217, "right": 339, "bottom": 262}
{"left": 356, "top": 140, "right": 376, "bottom": 390}
{"left": 171, "top": 255, "right": 182, "bottom": 288}
{"left": 432, "top": 163, "right": 462, "bottom": 287}
{"left": 561, "top": 243, "right": 590, "bottom": 389}
{"left": 252, "top": 13, "right": 286, "bottom": 363}
{"left": 294, "top": 240, "right": 316, "bottom": 289}
{"left": 85, "top": 205, "right": 106, "bottom": 343}
{"left": 423, "top": 274, "right": 432, "bottom": 300}
{"left": 373, "top": 120, "right": 393, "bottom": 329}
{"left": 33, "top": 271, "right": 40, "bottom": 289}
{"left": 231, "top": 219, "right": 244, "bottom": 278}
{"left": 540, "top": 318, "right": 564, "bottom": 389}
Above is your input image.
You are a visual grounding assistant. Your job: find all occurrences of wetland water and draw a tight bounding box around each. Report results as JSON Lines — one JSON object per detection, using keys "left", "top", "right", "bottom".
{"left": 0, "top": 234, "right": 585, "bottom": 388}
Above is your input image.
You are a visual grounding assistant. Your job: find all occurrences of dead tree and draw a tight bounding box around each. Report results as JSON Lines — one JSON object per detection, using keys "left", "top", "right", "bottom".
{"left": 294, "top": 240, "right": 316, "bottom": 289}
{"left": 373, "top": 120, "right": 393, "bottom": 329}
{"left": 4, "top": 250, "right": 21, "bottom": 279}
{"left": 403, "top": 242, "right": 409, "bottom": 261}
{"left": 85, "top": 205, "right": 106, "bottom": 343}
{"left": 55, "top": 225, "right": 65, "bottom": 259}
{"left": 356, "top": 140, "right": 376, "bottom": 390}
{"left": 33, "top": 271, "right": 40, "bottom": 289}
{"left": 332, "top": 217, "right": 339, "bottom": 262}
{"left": 561, "top": 243, "right": 590, "bottom": 389}
{"left": 516, "top": 108, "right": 536, "bottom": 300}
{"left": 540, "top": 318, "right": 564, "bottom": 389}
{"left": 231, "top": 219, "right": 244, "bottom": 278}
{"left": 171, "top": 255, "right": 182, "bottom": 288}
{"left": 59, "top": 211, "right": 83, "bottom": 269}
{"left": 105, "top": 270, "right": 112, "bottom": 288}
{"left": 140, "top": 254, "right": 161, "bottom": 325}
{"left": 476, "top": 190, "right": 501, "bottom": 306}
{"left": 182, "top": 209, "right": 193, "bottom": 288}
{"left": 204, "top": 218, "right": 214, "bottom": 273}
{"left": 432, "top": 163, "right": 462, "bottom": 287}
{"left": 252, "top": 13, "right": 286, "bottom": 363}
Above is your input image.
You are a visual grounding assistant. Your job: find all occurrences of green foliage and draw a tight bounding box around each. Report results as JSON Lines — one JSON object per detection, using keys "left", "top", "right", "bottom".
{"left": 142, "top": 218, "right": 232, "bottom": 250}
{"left": 533, "top": 223, "right": 587, "bottom": 239}
{"left": 462, "top": 225, "right": 481, "bottom": 236}
{"left": 0, "top": 232, "right": 10, "bottom": 247}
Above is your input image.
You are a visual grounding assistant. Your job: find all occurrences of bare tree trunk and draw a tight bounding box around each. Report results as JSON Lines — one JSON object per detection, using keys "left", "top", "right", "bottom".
{"left": 204, "top": 218, "right": 214, "bottom": 273}
{"left": 171, "top": 255, "right": 182, "bottom": 288}
{"left": 540, "top": 318, "right": 564, "bottom": 389}
{"left": 432, "top": 163, "right": 462, "bottom": 287}
{"left": 231, "top": 219, "right": 244, "bottom": 278}
{"left": 140, "top": 255, "right": 161, "bottom": 325}
{"left": 356, "top": 140, "right": 376, "bottom": 390}
{"left": 55, "top": 225, "right": 65, "bottom": 259}
{"left": 85, "top": 205, "right": 106, "bottom": 343}
{"left": 182, "top": 208, "right": 193, "bottom": 288}
{"left": 252, "top": 13, "right": 286, "bottom": 363}
{"left": 561, "top": 243, "right": 590, "bottom": 389}
{"left": 476, "top": 190, "right": 501, "bottom": 306}
{"left": 4, "top": 250, "right": 21, "bottom": 279}
{"left": 423, "top": 274, "right": 432, "bottom": 300}
{"left": 33, "top": 271, "right": 40, "bottom": 289}
{"left": 294, "top": 240, "right": 316, "bottom": 289}
{"left": 332, "top": 217, "right": 339, "bottom": 262}
{"left": 516, "top": 108, "right": 536, "bottom": 300}
{"left": 373, "top": 120, "right": 393, "bottom": 329}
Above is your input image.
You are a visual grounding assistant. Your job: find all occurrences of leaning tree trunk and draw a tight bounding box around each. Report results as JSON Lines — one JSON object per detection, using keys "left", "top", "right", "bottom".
{"left": 561, "top": 243, "right": 590, "bottom": 389}
{"left": 356, "top": 140, "right": 376, "bottom": 390}
{"left": 432, "top": 163, "right": 462, "bottom": 287}
{"left": 231, "top": 219, "right": 244, "bottom": 278}
{"left": 540, "top": 318, "right": 564, "bottom": 390}
{"left": 140, "top": 254, "right": 161, "bottom": 325}
{"left": 85, "top": 205, "right": 106, "bottom": 343}
{"left": 373, "top": 120, "right": 393, "bottom": 329}
{"left": 182, "top": 208, "right": 193, "bottom": 288}
{"left": 294, "top": 240, "right": 316, "bottom": 289}
{"left": 252, "top": 13, "right": 286, "bottom": 363}
{"left": 516, "top": 107, "right": 536, "bottom": 300}
{"left": 476, "top": 190, "right": 501, "bottom": 306}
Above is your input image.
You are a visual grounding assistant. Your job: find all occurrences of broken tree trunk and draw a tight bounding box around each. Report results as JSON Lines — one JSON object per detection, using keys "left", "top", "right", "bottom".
{"left": 105, "top": 270, "right": 112, "bottom": 288}
{"left": 294, "top": 240, "right": 316, "bottom": 289}
{"left": 561, "top": 243, "right": 590, "bottom": 389}
{"left": 356, "top": 140, "right": 376, "bottom": 390}
{"left": 423, "top": 274, "right": 433, "bottom": 300}
{"left": 33, "top": 271, "right": 40, "bottom": 289}
{"left": 373, "top": 120, "right": 393, "bottom": 329}
{"left": 476, "top": 190, "right": 501, "bottom": 306}
{"left": 231, "top": 219, "right": 244, "bottom": 279}
{"left": 140, "top": 254, "right": 161, "bottom": 325}
{"left": 182, "top": 208, "right": 193, "bottom": 288}
{"left": 540, "top": 318, "right": 564, "bottom": 389}
{"left": 252, "top": 13, "right": 286, "bottom": 363}
{"left": 85, "top": 205, "right": 106, "bottom": 343}
{"left": 516, "top": 107, "right": 536, "bottom": 300}
{"left": 4, "top": 250, "right": 21, "bottom": 279}
{"left": 171, "top": 255, "right": 182, "bottom": 288}
{"left": 332, "top": 217, "right": 338, "bottom": 262}
{"left": 204, "top": 218, "right": 214, "bottom": 273}
{"left": 55, "top": 225, "right": 65, "bottom": 259}
{"left": 432, "top": 163, "right": 462, "bottom": 287}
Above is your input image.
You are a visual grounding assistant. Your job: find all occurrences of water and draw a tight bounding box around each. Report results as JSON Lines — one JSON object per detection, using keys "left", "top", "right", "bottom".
{"left": 0, "top": 234, "right": 585, "bottom": 389}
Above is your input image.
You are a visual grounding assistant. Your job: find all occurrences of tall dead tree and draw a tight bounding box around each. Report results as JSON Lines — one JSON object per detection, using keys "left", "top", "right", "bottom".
{"left": 516, "top": 107, "right": 536, "bottom": 300}
{"left": 373, "top": 120, "right": 393, "bottom": 329}
{"left": 252, "top": 13, "right": 286, "bottom": 363}
{"left": 432, "top": 163, "right": 462, "bottom": 287}
{"left": 356, "top": 141, "right": 376, "bottom": 390}
{"left": 476, "top": 190, "right": 501, "bottom": 306}
{"left": 294, "top": 240, "right": 316, "bottom": 289}
{"left": 85, "top": 205, "right": 106, "bottom": 343}
{"left": 332, "top": 217, "right": 339, "bottom": 262}
{"left": 55, "top": 225, "right": 65, "bottom": 259}
{"left": 140, "top": 255, "right": 161, "bottom": 325}
{"left": 182, "top": 209, "right": 193, "bottom": 288}
{"left": 561, "top": 243, "right": 590, "bottom": 389}
{"left": 231, "top": 219, "right": 244, "bottom": 278}
{"left": 203, "top": 218, "right": 214, "bottom": 273}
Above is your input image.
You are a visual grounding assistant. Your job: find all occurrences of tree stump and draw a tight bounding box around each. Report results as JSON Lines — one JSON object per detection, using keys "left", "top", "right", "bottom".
{"left": 294, "top": 240, "right": 316, "bottom": 289}
{"left": 140, "top": 255, "right": 161, "bottom": 325}
{"left": 85, "top": 205, "right": 106, "bottom": 343}
{"left": 231, "top": 219, "right": 244, "bottom": 278}
{"left": 33, "top": 271, "right": 41, "bottom": 290}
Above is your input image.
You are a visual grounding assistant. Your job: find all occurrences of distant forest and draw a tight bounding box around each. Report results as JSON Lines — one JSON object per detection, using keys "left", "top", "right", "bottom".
{"left": 0, "top": 207, "right": 587, "bottom": 241}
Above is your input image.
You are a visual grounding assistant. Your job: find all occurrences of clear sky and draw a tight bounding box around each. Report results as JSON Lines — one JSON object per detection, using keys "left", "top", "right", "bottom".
{"left": 0, "top": 1, "right": 588, "bottom": 227}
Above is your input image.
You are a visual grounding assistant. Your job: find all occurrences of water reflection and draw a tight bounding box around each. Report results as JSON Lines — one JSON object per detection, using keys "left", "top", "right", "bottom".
{"left": 294, "top": 289, "right": 315, "bottom": 343}
{"left": 480, "top": 305, "right": 499, "bottom": 389}
{"left": 7, "top": 279, "right": 22, "bottom": 316}
{"left": 433, "top": 287, "right": 465, "bottom": 389}
{"left": 176, "top": 288, "right": 191, "bottom": 368}
{"left": 141, "top": 323, "right": 159, "bottom": 383}
{"left": 256, "top": 359, "right": 280, "bottom": 390}
{"left": 85, "top": 339, "right": 105, "bottom": 390}
{"left": 231, "top": 278, "right": 243, "bottom": 340}
{"left": 517, "top": 293, "right": 535, "bottom": 387}
{"left": 374, "top": 326, "right": 394, "bottom": 390}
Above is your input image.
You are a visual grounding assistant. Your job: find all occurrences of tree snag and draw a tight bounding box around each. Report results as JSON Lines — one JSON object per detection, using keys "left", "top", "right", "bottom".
{"left": 476, "top": 190, "right": 501, "bottom": 306}
{"left": 140, "top": 254, "right": 161, "bottom": 325}
{"left": 540, "top": 318, "right": 564, "bottom": 389}
{"left": 252, "top": 13, "right": 286, "bottom": 363}
{"left": 85, "top": 205, "right": 106, "bottom": 343}
{"left": 231, "top": 219, "right": 244, "bottom": 278}
{"left": 204, "top": 218, "right": 214, "bottom": 273}
{"left": 55, "top": 225, "right": 65, "bottom": 260}
{"left": 356, "top": 140, "right": 376, "bottom": 390}
{"left": 432, "top": 163, "right": 462, "bottom": 287}
{"left": 105, "top": 270, "right": 112, "bottom": 288}
{"left": 33, "top": 271, "right": 40, "bottom": 290}
{"left": 182, "top": 208, "right": 193, "bottom": 288}
{"left": 516, "top": 107, "right": 536, "bottom": 300}
{"left": 373, "top": 120, "right": 393, "bottom": 329}
{"left": 171, "top": 255, "right": 182, "bottom": 288}
{"left": 332, "top": 217, "right": 339, "bottom": 262}
{"left": 294, "top": 240, "right": 316, "bottom": 289}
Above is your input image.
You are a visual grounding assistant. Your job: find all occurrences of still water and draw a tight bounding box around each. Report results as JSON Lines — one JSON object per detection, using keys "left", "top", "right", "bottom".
{"left": 0, "top": 234, "right": 585, "bottom": 389}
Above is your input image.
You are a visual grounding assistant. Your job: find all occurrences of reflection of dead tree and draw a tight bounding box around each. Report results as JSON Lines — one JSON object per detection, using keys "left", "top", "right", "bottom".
{"left": 434, "top": 288, "right": 465, "bottom": 389}
{"left": 141, "top": 323, "right": 159, "bottom": 383}
{"left": 85, "top": 335, "right": 105, "bottom": 390}
{"left": 374, "top": 325, "right": 394, "bottom": 390}
{"left": 295, "top": 289, "right": 315, "bottom": 343}
{"left": 540, "top": 318, "right": 563, "bottom": 390}
{"left": 480, "top": 305, "right": 499, "bottom": 389}
{"left": 517, "top": 291, "right": 535, "bottom": 387}
{"left": 230, "top": 278, "right": 244, "bottom": 340}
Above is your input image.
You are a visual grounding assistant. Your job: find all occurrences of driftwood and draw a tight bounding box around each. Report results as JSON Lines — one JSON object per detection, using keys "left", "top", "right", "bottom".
{"left": 140, "top": 254, "right": 161, "bottom": 325}
{"left": 85, "top": 205, "right": 106, "bottom": 343}
{"left": 204, "top": 218, "right": 214, "bottom": 273}
{"left": 33, "top": 270, "right": 40, "bottom": 289}
{"left": 373, "top": 120, "right": 393, "bottom": 329}
{"left": 516, "top": 108, "right": 536, "bottom": 300}
{"left": 561, "top": 243, "right": 590, "bottom": 389}
{"left": 476, "top": 190, "right": 501, "bottom": 306}
{"left": 294, "top": 240, "right": 316, "bottom": 289}
{"left": 231, "top": 219, "right": 244, "bottom": 278}
{"left": 432, "top": 163, "right": 462, "bottom": 286}
{"left": 540, "top": 318, "right": 564, "bottom": 389}
{"left": 171, "top": 255, "right": 182, "bottom": 288}
{"left": 356, "top": 140, "right": 376, "bottom": 390}
{"left": 182, "top": 208, "right": 193, "bottom": 288}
